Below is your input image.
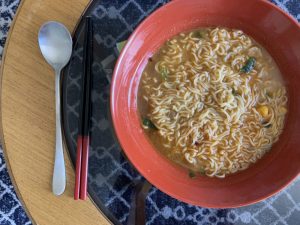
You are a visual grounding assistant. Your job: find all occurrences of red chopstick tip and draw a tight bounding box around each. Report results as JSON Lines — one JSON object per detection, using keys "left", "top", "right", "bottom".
{"left": 79, "top": 195, "right": 87, "bottom": 200}
{"left": 79, "top": 136, "right": 90, "bottom": 200}
{"left": 74, "top": 136, "right": 83, "bottom": 200}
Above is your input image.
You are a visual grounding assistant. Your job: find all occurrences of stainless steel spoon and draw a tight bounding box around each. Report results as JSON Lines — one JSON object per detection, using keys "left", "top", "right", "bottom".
{"left": 38, "top": 21, "right": 72, "bottom": 196}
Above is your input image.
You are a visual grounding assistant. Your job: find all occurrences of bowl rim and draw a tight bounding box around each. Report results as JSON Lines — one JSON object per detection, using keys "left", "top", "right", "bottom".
{"left": 110, "top": 0, "right": 300, "bottom": 208}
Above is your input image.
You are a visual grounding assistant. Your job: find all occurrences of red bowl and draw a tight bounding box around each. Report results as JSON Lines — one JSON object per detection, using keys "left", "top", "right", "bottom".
{"left": 111, "top": 0, "right": 300, "bottom": 208}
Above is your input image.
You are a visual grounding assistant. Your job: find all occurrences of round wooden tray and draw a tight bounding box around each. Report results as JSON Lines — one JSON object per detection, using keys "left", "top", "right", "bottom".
{"left": 0, "top": 0, "right": 110, "bottom": 224}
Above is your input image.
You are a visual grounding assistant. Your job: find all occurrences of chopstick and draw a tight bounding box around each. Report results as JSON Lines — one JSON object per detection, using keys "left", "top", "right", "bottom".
{"left": 74, "top": 16, "right": 93, "bottom": 200}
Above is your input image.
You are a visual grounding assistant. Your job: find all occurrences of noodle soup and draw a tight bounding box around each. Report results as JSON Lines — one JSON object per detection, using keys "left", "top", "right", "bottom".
{"left": 138, "top": 27, "right": 287, "bottom": 178}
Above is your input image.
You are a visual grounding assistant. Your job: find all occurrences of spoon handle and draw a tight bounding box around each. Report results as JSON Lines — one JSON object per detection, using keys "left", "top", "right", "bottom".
{"left": 52, "top": 69, "right": 66, "bottom": 196}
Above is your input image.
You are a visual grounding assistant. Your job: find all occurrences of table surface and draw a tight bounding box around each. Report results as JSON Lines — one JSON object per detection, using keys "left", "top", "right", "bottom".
{"left": 0, "top": 0, "right": 300, "bottom": 225}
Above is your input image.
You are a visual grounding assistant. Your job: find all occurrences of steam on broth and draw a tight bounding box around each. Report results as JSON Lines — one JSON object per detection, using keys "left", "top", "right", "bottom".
{"left": 138, "top": 27, "right": 287, "bottom": 178}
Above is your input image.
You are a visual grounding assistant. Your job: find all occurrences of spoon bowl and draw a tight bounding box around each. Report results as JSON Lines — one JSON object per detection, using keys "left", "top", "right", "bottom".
{"left": 38, "top": 21, "right": 72, "bottom": 70}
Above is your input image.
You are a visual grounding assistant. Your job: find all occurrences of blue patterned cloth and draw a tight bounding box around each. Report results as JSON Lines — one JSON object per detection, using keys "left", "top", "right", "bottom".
{"left": 0, "top": 0, "right": 299, "bottom": 225}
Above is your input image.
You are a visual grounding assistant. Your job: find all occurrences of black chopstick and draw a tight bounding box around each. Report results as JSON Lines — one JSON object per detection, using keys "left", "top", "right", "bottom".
{"left": 74, "top": 16, "right": 93, "bottom": 200}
